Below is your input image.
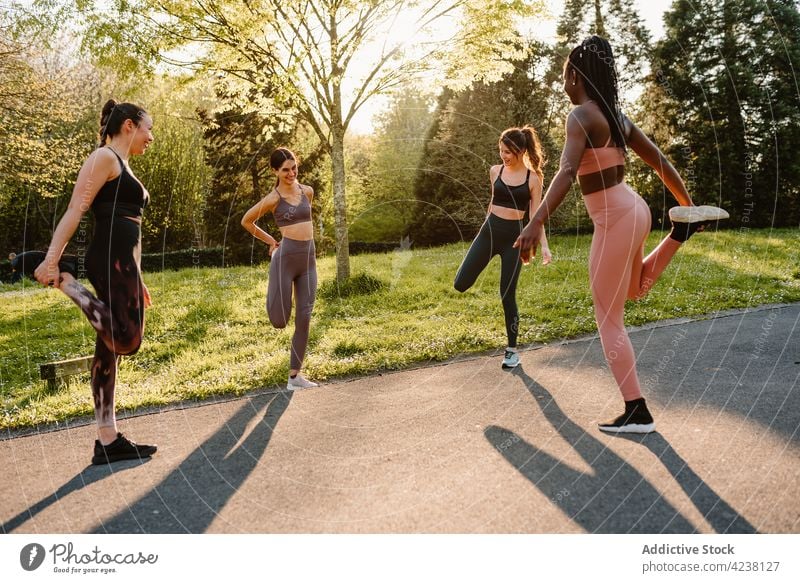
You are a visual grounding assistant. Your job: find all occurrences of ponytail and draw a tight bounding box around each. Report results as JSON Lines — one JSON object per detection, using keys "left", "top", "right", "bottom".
{"left": 520, "top": 125, "right": 544, "bottom": 182}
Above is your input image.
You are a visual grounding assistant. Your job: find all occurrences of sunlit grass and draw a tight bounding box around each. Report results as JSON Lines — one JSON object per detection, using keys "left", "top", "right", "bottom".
{"left": 1, "top": 228, "right": 798, "bottom": 429}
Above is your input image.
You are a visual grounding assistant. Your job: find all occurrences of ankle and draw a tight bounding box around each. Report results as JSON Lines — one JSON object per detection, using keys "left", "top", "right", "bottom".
{"left": 98, "top": 426, "right": 119, "bottom": 445}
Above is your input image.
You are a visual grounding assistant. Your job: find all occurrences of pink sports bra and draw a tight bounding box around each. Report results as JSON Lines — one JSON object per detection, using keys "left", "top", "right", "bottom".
{"left": 577, "top": 135, "right": 625, "bottom": 176}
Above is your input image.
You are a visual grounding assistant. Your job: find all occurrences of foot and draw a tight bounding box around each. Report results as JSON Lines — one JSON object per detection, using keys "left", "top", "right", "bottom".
{"left": 287, "top": 374, "right": 319, "bottom": 390}
{"left": 10, "top": 250, "right": 78, "bottom": 281}
{"left": 668, "top": 205, "right": 729, "bottom": 223}
{"left": 598, "top": 397, "right": 656, "bottom": 434}
{"left": 501, "top": 349, "right": 520, "bottom": 369}
{"left": 91, "top": 432, "right": 157, "bottom": 464}
{"left": 668, "top": 205, "right": 729, "bottom": 243}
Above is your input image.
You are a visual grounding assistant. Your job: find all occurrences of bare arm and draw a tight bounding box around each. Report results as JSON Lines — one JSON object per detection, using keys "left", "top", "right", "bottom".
{"left": 35, "top": 149, "right": 117, "bottom": 286}
{"left": 487, "top": 166, "right": 500, "bottom": 214}
{"left": 528, "top": 174, "right": 551, "bottom": 264}
{"left": 515, "top": 110, "right": 587, "bottom": 259}
{"left": 241, "top": 191, "right": 280, "bottom": 249}
{"left": 625, "top": 117, "right": 693, "bottom": 206}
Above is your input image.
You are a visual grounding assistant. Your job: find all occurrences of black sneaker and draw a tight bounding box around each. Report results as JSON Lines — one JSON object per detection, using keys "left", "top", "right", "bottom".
{"left": 598, "top": 398, "right": 656, "bottom": 434}
{"left": 10, "top": 250, "right": 78, "bottom": 281}
{"left": 91, "top": 433, "right": 157, "bottom": 465}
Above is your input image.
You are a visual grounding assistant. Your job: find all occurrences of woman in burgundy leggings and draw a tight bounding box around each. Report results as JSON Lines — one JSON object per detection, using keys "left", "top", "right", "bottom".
{"left": 16, "top": 99, "right": 158, "bottom": 463}
{"left": 515, "top": 36, "right": 728, "bottom": 434}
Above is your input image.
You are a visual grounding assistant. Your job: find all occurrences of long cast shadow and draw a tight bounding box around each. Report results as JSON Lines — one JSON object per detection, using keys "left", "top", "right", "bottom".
{"left": 91, "top": 390, "right": 292, "bottom": 533}
{"left": 616, "top": 433, "right": 757, "bottom": 533}
{"left": 485, "top": 366, "right": 697, "bottom": 533}
{"left": 2, "top": 463, "right": 145, "bottom": 533}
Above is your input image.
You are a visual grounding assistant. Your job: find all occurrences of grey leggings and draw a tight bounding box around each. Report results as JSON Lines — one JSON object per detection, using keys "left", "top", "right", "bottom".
{"left": 454, "top": 214, "right": 524, "bottom": 347}
{"left": 267, "top": 238, "right": 317, "bottom": 370}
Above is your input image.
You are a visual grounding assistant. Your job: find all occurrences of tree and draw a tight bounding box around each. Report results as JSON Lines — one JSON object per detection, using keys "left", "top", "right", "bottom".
{"left": 409, "top": 40, "right": 568, "bottom": 245}
{"left": 640, "top": 0, "right": 800, "bottom": 227}
{"left": 77, "top": 0, "right": 544, "bottom": 281}
{"left": 198, "top": 83, "right": 327, "bottom": 264}
{"left": 349, "top": 89, "right": 435, "bottom": 243}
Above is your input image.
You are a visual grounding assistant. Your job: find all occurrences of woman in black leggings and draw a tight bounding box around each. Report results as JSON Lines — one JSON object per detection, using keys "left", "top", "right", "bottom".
{"left": 241, "top": 148, "right": 318, "bottom": 390}
{"left": 17, "top": 99, "right": 157, "bottom": 464}
{"left": 454, "top": 127, "right": 551, "bottom": 369}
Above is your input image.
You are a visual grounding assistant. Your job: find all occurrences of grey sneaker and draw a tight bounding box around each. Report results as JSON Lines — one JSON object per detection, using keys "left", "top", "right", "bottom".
{"left": 502, "top": 350, "right": 520, "bottom": 369}
{"left": 668, "top": 205, "right": 729, "bottom": 223}
{"left": 287, "top": 374, "right": 319, "bottom": 390}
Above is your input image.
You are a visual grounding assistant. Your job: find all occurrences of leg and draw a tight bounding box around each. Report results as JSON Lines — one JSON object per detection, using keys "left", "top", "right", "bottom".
{"left": 266, "top": 247, "right": 294, "bottom": 329}
{"left": 499, "top": 241, "right": 523, "bottom": 348}
{"left": 91, "top": 336, "right": 120, "bottom": 443}
{"left": 454, "top": 221, "right": 494, "bottom": 292}
{"left": 289, "top": 256, "right": 318, "bottom": 372}
{"left": 589, "top": 203, "right": 650, "bottom": 402}
{"left": 59, "top": 261, "right": 144, "bottom": 356}
{"left": 628, "top": 233, "right": 682, "bottom": 301}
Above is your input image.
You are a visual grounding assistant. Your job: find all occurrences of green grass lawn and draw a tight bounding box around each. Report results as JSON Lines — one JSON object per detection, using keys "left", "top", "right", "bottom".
{"left": 1, "top": 227, "right": 798, "bottom": 430}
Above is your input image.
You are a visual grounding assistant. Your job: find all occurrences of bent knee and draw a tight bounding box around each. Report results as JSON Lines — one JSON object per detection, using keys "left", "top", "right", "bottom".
{"left": 453, "top": 278, "right": 470, "bottom": 293}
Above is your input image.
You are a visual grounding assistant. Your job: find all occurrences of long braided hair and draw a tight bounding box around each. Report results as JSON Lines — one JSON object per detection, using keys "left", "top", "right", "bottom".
{"left": 567, "top": 35, "right": 626, "bottom": 151}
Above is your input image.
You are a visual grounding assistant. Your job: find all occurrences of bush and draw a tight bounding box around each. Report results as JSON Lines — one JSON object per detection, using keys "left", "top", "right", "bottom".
{"left": 318, "top": 273, "right": 387, "bottom": 300}
{"left": 140, "top": 247, "right": 226, "bottom": 272}
{"left": 349, "top": 241, "right": 399, "bottom": 255}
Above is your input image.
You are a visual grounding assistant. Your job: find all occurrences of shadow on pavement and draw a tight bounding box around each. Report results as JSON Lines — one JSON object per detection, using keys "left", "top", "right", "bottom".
{"left": 1, "top": 462, "right": 147, "bottom": 533}
{"left": 485, "top": 366, "right": 699, "bottom": 533}
{"left": 91, "top": 390, "right": 292, "bottom": 533}
{"left": 615, "top": 433, "right": 757, "bottom": 533}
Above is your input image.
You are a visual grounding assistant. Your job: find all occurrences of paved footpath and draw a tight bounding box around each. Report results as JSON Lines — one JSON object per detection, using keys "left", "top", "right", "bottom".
{"left": 2, "top": 304, "right": 798, "bottom": 534}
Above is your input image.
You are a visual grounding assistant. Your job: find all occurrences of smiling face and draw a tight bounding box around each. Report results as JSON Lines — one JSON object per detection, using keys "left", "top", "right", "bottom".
{"left": 274, "top": 157, "right": 298, "bottom": 185}
{"left": 130, "top": 114, "right": 154, "bottom": 155}
{"left": 498, "top": 142, "right": 520, "bottom": 166}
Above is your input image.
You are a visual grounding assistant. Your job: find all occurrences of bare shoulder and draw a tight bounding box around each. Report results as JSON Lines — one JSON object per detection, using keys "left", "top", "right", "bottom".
{"left": 300, "top": 183, "right": 314, "bottom": 197}
{"left": 489, "top": 164, "right": 502, "bottom": 179}
{"left": 83, "top": 147, "right": 120, "bottom": 178}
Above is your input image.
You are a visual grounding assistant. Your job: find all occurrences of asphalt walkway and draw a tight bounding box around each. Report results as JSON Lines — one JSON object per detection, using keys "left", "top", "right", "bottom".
{"left": 2, "top": 303, "right": 798, "bottom": 533}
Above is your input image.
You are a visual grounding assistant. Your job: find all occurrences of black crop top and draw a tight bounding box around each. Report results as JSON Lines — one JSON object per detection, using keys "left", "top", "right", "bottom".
{"left": 91, "top": 148, "right": 150, "bottom": 218}
{"left": 492, "top": 167, "right": 531, "bottom": 210}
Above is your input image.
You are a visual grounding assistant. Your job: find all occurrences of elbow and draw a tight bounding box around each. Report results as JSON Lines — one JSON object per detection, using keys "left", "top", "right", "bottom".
{"left": 560, "top": 164, "right": 578, "bottom": 183}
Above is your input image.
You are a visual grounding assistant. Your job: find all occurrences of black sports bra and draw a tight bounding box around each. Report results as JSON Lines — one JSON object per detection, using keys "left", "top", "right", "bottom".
{"left": 492, "top": 167, "right": 531, "bottom": 211}
{"left": 92, "top": 148, "right": 150, "bottom": 218}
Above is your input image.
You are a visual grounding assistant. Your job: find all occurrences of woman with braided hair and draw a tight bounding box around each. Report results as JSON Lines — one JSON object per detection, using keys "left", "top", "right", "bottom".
{"left": 12, "top": 99, "right": 158, "bottom": 463}
{"left": 454, "top": 126, "right": 551, "bottom": 370}
{"left": 514, "top": 36, "right": 728, "bottom": 433}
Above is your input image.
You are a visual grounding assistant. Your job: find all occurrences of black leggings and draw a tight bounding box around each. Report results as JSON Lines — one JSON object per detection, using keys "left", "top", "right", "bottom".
{"left": 62, "top": 215, "right": 145, "bottom": 428}
{"left": 454, "top": 214, "right": 524, "bottom": 347}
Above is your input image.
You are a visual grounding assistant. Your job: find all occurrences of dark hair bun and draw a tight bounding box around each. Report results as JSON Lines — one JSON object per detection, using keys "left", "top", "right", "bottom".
{"left": 100, "top": 99, "right": 117, "bottom": 128}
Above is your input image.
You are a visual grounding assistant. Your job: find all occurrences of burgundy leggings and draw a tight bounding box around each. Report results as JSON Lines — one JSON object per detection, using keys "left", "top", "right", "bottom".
{"left": 62, "top": 216, "right": 144, "bottom": 428}
{"left": 584, "top": 182, "right": 681, "bottom": 401}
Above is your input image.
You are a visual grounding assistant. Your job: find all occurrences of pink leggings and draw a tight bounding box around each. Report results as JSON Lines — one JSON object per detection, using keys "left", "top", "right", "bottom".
{"left": 584, "top": 182, "right": 682, "bottom": 401}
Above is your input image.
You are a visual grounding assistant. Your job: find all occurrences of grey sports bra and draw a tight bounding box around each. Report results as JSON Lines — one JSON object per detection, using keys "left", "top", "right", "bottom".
{"left": 273, "top": 187, "right": 312, "bottom": 227}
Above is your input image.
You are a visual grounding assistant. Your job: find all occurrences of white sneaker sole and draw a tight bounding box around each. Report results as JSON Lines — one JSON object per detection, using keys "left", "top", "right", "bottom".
{"left": 598, "top": 422, "right": 656, "bottom": 434}
{"left": 669, "top": 205, "right": 729, "bottom": 223}
{"left": 286, "top": 381, "right": 319, "bottom": 390}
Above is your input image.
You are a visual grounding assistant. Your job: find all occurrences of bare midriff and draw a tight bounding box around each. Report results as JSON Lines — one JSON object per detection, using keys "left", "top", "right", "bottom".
{"left": 579, "top": 164, "right": 626, "bottom": 196}
{"left": 489, "top": 205, "right": 527, "bottom": 221}
{"left": 279, "top": 221, "right": 314, "bottom": 241}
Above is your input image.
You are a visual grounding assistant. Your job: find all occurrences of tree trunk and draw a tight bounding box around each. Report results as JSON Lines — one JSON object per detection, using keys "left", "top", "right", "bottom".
{"left": 331, "top": 123, "right": 350, "bottom": 282}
